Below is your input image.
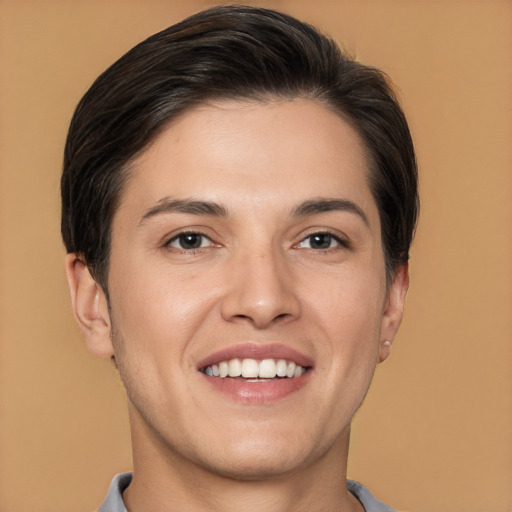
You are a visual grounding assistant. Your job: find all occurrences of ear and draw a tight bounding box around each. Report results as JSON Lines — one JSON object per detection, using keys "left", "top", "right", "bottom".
{"left": 65, "top": 253, "right": 114, "bottom": 358}
{"left": 378, "top": 263, "right": 409, "bottom": 363}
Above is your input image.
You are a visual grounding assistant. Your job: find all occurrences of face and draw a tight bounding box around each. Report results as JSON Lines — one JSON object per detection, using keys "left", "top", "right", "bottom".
{"left": 69, "top": 98, "right": 407, "bottom": 480}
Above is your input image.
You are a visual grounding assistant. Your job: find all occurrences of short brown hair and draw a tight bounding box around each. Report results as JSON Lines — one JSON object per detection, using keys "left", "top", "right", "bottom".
{"left": 61, "top": 5, "right": 418, "bottom": 290}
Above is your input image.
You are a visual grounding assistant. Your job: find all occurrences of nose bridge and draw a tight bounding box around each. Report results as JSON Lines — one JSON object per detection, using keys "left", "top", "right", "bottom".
{"left": 221, "top": 241, "right": 300, "bottom": 328}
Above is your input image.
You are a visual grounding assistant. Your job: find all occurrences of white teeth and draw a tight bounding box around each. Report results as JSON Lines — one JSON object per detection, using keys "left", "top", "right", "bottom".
{"left": 293, "top": 365, "right": 304, "bottom": 378}
{"left": 203, "top": 358, "right": 308, "bottom": 379}
{"left": 219, "top": 361, "right": 229, "bottom": 378}
{"left": 241, "top": 359, "right": 259, "bottom": 378}
{"left": 286, "top": 362, "right": 296, "bottom": 378}
{"left": 228, "top": 358, "right": 242, "bottom": 377}
{"left": 276, "top": 359, "right": 288, "bottom": 377}
{"left": 259, "top": 359, "right": 276, "bottom": 379}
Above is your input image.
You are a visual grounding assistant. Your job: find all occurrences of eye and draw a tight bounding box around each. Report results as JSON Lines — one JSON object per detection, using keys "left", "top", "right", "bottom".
{"left": 167, "top": 232, "right": 213, "bottom": 250}
{"left": 297, "top": 232, "right": 345, "bottom": 250}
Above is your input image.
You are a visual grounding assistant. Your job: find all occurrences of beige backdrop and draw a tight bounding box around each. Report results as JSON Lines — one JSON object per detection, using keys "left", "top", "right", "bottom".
{"left": 1, "top": 1, "right": 511, "bottom": 511}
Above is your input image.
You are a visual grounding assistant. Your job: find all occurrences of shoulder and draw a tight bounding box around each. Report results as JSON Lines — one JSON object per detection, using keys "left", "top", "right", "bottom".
{"left": 347, "top": 480, "right": 398, "bottom": 512}
{"left": 97, "top": 473, "right": 132, "bottom": 512}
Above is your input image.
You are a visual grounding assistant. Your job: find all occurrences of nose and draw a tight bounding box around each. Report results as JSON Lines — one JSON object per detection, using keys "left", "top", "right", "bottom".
{"left": 220, "top": 248, "right": 301, "bottom": 329}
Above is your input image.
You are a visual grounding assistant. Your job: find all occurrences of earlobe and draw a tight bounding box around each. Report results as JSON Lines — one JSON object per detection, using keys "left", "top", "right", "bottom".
{"left": 65, "top": 253, "right": 114, "bottom": 358}
{"left": 378, "top": 263, "right": 409, "bottom": 363}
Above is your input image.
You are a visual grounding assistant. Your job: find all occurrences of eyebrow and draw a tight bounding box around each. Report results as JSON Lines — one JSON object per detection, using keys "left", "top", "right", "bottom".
{"left": 140, "top": 197, "right": 228, "bottom": 224}
{"left": 139, "top": 196, "right": 368, "bottom": 226}
{"left": 291, "top": 198, "right": 369, "bottom": 226}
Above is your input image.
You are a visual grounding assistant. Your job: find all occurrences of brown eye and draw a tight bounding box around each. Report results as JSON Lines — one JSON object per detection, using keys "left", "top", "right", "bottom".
{"left": 310, "top": 234, "right": 333, "bottom": 249}
{"left": 168, "top": 233, "right": 211, "bottom": 250}
{"left": 298, "top": 233, "right": 344, "bottom": 250}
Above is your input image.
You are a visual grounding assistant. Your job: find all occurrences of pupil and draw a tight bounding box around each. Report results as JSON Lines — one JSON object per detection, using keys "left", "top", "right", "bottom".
{"left": 180, "top": 234, "right": 201, "bottom": 249}
{"left": 311, "top": 234, "right": 330, "bottom": 249}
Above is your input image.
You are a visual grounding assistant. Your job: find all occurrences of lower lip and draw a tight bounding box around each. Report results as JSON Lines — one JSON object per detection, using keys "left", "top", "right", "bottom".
{"left": 201, "top": 372, "right": 312, "bottom": 404}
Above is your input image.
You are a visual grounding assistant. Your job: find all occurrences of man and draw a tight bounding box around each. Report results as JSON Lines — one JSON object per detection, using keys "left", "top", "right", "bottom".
{"left": 62, "top": 5, "right": 418, "bottom": 511}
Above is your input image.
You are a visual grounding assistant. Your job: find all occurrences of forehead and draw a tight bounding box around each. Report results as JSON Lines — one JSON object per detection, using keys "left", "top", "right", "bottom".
{"left": 116, "top": 98, "right": 377, "bottom": 222}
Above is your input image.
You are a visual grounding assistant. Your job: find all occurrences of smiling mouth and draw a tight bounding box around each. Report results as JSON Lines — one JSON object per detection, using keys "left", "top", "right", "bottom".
{"left": 201, "top": 358, "right": 311, "bottom": 380}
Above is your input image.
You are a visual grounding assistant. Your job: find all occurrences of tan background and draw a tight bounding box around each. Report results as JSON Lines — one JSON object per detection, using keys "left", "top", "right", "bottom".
{"left": 1, "top": 1, "right": 511, "bottom": 511}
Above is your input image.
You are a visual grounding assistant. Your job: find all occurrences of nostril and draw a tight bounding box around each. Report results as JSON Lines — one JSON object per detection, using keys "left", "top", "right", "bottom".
{"left": 229, "top": 310, "right": 295, "bottom": 329}
{"left": 219, "top": 267, "right": 301, "bottom": 328}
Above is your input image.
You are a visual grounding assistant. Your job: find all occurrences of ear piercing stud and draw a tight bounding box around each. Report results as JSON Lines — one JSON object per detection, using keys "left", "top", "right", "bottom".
{"left": 383, "top": 340, "right": 392, "bottom": 347}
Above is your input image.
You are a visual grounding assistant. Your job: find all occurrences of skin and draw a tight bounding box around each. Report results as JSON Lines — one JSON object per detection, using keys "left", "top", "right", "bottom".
{"left": 66, "top": 98, "right": 408, "bottom": 512}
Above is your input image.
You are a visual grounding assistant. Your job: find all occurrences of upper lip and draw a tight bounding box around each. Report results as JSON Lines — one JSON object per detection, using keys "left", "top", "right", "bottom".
{"left": 196, "top": 343, "right": 314, "bottom": 370}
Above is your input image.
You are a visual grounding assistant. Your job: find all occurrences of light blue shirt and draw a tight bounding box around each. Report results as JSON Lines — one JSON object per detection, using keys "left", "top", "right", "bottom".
{"left": 98, "top": 472, "right": 397, "bottom": 512}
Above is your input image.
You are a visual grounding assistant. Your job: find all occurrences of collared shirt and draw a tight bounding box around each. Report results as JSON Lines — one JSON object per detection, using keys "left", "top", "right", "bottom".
{"left": 98, "top": 472, "right": 397, "bottom": 512}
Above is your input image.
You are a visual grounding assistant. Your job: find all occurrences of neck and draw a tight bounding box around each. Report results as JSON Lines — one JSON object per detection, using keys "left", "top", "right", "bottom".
{"left": 123, "top": 409, "right": 363, "bottom": 512}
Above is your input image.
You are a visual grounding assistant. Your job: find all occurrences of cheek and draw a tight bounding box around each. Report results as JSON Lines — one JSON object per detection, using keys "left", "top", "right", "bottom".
{"left": 110, "top": 260, "right": 214, "bottom": 336}
{"left": 305, "top": 267, "right": 385, "bottom": 383}
{"left": 107, "top": 261, "right": 225, "bottom": 399}
{"left": 107, "top": 276, "right": 205, "bottom": 421}
{"left": 306, "top": 265, "right": 384, "bottom": 333}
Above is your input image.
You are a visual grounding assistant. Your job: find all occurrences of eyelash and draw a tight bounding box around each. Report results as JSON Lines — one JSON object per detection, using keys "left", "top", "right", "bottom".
{"left": 164, "top": 230, "right": 215, "bottom": 252}
{"left": 296, "top": 231, "right": 349, "bottom": 251}
{"left": 164, "top": 229, "right": 349, "bottom": 253}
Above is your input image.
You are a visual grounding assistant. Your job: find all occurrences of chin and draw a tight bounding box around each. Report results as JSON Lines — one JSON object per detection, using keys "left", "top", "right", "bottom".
{"left": 181, "top": 424, "right": 341, "bottom": 482}
{"left": 197, "top": 446, "right": 310, "bottom": 481}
